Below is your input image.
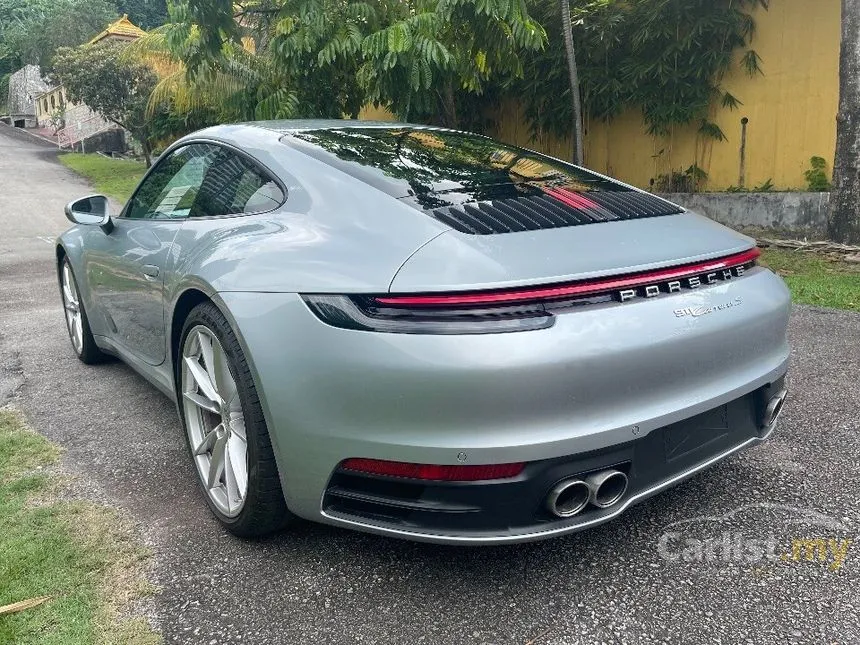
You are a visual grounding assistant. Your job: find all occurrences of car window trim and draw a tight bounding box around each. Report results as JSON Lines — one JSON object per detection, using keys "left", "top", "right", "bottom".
{"left": 119, "top": 138, "right": 288, "bottom": 221}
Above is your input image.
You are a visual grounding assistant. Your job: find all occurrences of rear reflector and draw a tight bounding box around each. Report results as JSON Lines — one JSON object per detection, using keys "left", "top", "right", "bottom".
{"left": 374, "top": 248, "right": 761, "bottom": 308}
{"left": 340, "top": 458, "right": 525, "bottom": 481}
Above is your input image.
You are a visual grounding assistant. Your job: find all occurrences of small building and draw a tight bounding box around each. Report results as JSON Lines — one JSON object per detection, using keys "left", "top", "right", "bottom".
{"left": 45, "top": 14, "right": 148, "bottom": 152}
{"left": 5, "top": 64, "right": 50, "bottom": 128}
{"left": 87, "top": 13, "right": 147, "bottom": 44}
{"left": 35, "top": 86, "right": 67, "bottom": 129}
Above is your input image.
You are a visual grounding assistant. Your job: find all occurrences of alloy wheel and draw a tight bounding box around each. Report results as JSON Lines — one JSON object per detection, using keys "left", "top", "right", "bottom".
{"left": 181, "top": 325, "right": 249, "bottom": 517}
{"left": 61, "top": 263, "right": 83, "bottom": 355}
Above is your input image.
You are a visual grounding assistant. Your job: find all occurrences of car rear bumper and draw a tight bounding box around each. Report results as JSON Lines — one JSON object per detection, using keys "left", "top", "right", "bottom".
{"left": 218, "top": 266, "right": 791, "bottom": 544}
{"left": 319, "top": 379, "right": 785, "bottom": 544}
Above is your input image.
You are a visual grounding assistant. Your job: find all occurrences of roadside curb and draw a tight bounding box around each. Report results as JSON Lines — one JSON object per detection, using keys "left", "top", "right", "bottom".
{"left": 0, "top": 122, "right": 58, "bottom": 148}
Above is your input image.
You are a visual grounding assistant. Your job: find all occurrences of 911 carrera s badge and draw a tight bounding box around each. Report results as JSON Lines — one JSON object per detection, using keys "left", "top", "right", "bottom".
{"left": 674, "top": 297, "right": 743, "bottom": 318}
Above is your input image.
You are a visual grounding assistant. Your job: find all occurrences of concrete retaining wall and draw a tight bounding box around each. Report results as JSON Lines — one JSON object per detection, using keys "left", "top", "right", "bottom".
{"left": 65, "top": 129, "right": 127, "bottom": 154}
{"left": 660, "top": 192, "right": 830, "bottom": 237}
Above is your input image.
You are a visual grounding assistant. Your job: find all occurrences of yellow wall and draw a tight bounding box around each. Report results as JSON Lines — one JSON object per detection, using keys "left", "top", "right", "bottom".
{"left": 358, "top": 104, "right": 398, "bottom": 121}
{"left": 491, "top": 0, "right": 841, "bottom": 191}
{"left": 35, "top": 87, "right": 67, "bottom": 119}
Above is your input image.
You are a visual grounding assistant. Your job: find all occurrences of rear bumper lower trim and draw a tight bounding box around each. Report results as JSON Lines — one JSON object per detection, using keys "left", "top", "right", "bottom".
{"left": 320, "top": 429, "right": 774, "bottom": 545}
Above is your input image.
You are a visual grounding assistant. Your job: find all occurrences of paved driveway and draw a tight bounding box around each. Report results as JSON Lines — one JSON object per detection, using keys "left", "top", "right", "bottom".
{"left": 1, "top": 125, "right": 859, "bottom": 645}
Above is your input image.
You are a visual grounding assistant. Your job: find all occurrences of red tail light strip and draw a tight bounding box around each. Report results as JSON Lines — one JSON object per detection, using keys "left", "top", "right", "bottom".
{"left": 340, "top": 458, "right": 526, "bottom": 481}
{"left": 375, "top": 248, "right": 760, "bottom": 308}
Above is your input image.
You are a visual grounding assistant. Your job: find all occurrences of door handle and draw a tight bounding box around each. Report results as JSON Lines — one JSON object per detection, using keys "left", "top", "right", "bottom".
{"left": 141, "top": 264, "right": 160, "bottom": 279}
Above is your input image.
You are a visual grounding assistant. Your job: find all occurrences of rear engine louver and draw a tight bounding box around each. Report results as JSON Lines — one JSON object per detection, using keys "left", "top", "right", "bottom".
{"left": 432, "top": 190, "right": 684, "bottom": 235}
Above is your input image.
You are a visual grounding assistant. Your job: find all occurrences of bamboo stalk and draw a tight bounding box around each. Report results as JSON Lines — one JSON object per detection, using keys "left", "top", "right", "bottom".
{"left": 0, "top": 596, "right": 52, "bottom": 616}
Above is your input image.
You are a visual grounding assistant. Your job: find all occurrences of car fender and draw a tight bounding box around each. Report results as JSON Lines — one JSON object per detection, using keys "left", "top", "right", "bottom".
{"left": 56, "top": 227, "right": 111, "bottom": 338}
{"left": 167, "top": 280, "right": 293, "bottom": 499}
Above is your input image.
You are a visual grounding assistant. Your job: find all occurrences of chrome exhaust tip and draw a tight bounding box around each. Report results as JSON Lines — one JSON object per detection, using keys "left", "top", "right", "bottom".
{"left": 585, "top": 469, "right": 629, "bottom": 509}
{"left": 546, "top": 479, "right": 590, "bottom": 518}
{"left": 762, "top": 388, "right": 788, "bottom": 428}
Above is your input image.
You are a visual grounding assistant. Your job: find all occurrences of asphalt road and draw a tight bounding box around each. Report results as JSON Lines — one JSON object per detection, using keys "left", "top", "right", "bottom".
{"left": 1, "top": 124, "right": 859, "bottom": 645}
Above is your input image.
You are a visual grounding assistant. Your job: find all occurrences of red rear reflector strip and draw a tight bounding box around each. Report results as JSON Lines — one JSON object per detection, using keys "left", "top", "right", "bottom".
{"left": 375, "top": 248, "right": 760, "bottom": 307}
{"left": 340, "top": 458, "right": 525, "bottom": 481}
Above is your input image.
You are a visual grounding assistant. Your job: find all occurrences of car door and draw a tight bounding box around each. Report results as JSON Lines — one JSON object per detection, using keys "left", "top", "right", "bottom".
{"left": 84, "top": 144, "right": 221, "bottom": 365}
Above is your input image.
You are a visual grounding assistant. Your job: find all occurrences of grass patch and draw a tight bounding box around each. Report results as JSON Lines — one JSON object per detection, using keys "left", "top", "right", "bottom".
{"left": 58, "top": 153, "right": 146, "bottom": 204}
{"left": 0, "top": 408, "right": 159, "bottom": 645}
{"left": 760, "top": 248, "right": 860, "bottom": 312}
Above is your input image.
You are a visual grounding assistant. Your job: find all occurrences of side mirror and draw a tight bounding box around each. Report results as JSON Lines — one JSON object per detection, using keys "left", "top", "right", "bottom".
{"left": 65, "top": 195, "right": 114, "bottom": 233}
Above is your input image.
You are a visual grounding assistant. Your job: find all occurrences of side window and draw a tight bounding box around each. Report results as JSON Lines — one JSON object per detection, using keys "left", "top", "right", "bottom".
{"left": 189, "top": 149, "right": 284, "bottom": 218}
{"left": 125, "top": 144, "right": 220, "bottom": 220}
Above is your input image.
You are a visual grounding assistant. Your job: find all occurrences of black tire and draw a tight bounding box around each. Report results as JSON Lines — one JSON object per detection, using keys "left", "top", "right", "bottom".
{"left": 60, "top": 258, "right": 108, "bottom": 365}
{"left": 178, "top": 301, "right": 292, "bottom": 537}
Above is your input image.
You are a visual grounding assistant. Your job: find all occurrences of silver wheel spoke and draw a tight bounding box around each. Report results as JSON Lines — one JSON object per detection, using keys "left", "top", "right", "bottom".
{"left": 62, "top": 263, "right": 84, "bottom": 354}
{"left": 227, "top": 435, "right": 248, "bottom": 496}
{"left": 182, "top": 325, "right": 250, "bottom": 518}
{"left": 72, "top": 313, "right": 83, "bottom": 349}
{"left": 224, "top": 446, "right": 240, "bottom": 509}
{"left": 197, "top": 330, "right": 216, "bottom": 382}
{"left": 229, "top": 415, "right": 247, "bottom": 442}
{"left": 184, "top": 355, "right": 220, "bottom": 404}
{"left": 183, "top": 390, "right": 220, "bottom": 414}
{"left": 212, "top": 346, "right": 238, "bottom": 408}
{"left": 207, "top": 433, "right": 228, "bottom": 489}
{"left": 63, "top": 284, "right": 77, "bottom": 308}
{"left": 194, "top": 423, "right": 222, "bottom": 455}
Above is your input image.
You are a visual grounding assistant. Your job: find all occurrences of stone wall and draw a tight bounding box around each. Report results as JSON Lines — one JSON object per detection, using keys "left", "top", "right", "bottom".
{"left": 6, "top": 65, "right": 50, "bottom": 126}
{"left": 61, "top": 102, "right": 117, "bottom": 142}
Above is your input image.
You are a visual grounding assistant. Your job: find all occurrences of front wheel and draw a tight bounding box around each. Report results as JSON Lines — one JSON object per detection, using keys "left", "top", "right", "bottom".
{"left": 178, "top": 302, "right": 291, "bottom": 537}
{"left": 60, "top": 258, "right": 107, "bottom": 364}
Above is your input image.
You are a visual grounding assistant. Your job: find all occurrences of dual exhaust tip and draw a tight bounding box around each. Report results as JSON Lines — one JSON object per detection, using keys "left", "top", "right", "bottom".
{"left": 762, "top": 388, "right": 788, "bottom": 429}
{"left": 546, "top": 388, "right": 788, "bottom": 519}
{"left": 546, "top": 469, "right": 628, "bottom": 518}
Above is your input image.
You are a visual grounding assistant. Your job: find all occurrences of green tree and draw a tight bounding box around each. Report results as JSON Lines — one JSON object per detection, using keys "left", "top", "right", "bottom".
{"left": 1, "top": 0, "right": 118, "bottom": 69}
{"left": 559, "top": 0, "right": 584, "bottom": 163}
{"left": 516, "top": 0, "right": 767, "bottom": 149}
{"left": 173, "top": 0, "right": 544, "bottom": 127}
{"left": 116, "top": 0, "right": 170, "bottom": 29}
{"left": 123, "top": 8, "right": 304, "bottom": 125}
{"left": 51, "top": 41, "right": 159, "bottom": 165}
{"left": 830, "top": 0, "right": 860, "bottom": 243}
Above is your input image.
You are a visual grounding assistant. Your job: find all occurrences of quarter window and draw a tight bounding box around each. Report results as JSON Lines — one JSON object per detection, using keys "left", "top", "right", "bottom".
{"left": 190, "top": 149, "right": 284, "bottom": 217}
{"left": 126, "top": 144, "right": 219, "bottom": 219}
{"left": 125, "top": 143, "right": 284, "bottom": 220}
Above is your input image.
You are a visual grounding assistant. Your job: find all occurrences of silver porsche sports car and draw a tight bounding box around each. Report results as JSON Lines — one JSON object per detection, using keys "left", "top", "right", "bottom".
{"left": 57, "top": 121, "right": 790, "bottom": 544}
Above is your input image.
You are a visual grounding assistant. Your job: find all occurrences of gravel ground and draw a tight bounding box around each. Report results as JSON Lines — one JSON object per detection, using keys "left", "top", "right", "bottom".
{"left": 1, "top": 125, "right": 859, "bottom": 645}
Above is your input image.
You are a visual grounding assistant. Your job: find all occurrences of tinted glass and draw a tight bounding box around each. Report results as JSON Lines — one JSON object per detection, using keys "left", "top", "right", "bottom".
{"left": 126, "top": 144, "right": 284, "bottom": 219}
{"left": 191, "top": 149, "right": 284, "bottom": 218}
{"left": 126, "top": 144, "right": 218, "bottom": 219}
{"left": 285, "top": 128, "right": 628, "bottom": 210}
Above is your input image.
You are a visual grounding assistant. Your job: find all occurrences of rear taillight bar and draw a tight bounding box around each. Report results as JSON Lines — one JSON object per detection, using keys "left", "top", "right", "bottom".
{"left": 374, "top": 248, "right": 761, "bottom": 308}
{"left": 301, "top": 247, "right": 759, "bottom": 335}
{"left": 340, "top": 458, "right": 525, "bottom": 481}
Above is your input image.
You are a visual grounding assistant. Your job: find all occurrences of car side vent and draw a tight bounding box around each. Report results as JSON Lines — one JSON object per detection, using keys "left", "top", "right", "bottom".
{"left": 432, "top": 190, "right": 684, "bottom": 235}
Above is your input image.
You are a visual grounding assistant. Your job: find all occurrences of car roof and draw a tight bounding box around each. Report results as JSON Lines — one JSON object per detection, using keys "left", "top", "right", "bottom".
{"left": 247, "top": 119, "right": 442, "bottom": 134}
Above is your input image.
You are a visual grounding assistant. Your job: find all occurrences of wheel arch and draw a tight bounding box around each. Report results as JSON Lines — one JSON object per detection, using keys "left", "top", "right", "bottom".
{"left": 168, "top": 287, "right": 271, "bottom": 425}
{"left": 170, "top": 288, "right": 212, "bottom": 378}
{"left": 169, "top": 286, "right": 291, "bottom": 507}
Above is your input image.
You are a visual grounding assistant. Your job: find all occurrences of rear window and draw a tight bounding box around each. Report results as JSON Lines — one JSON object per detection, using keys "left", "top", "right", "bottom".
{"left": 284, "top": 127, "right": 683, "bottom": 234}
{"left": 286, "top": 128, "right": 622, "bottom": 203}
